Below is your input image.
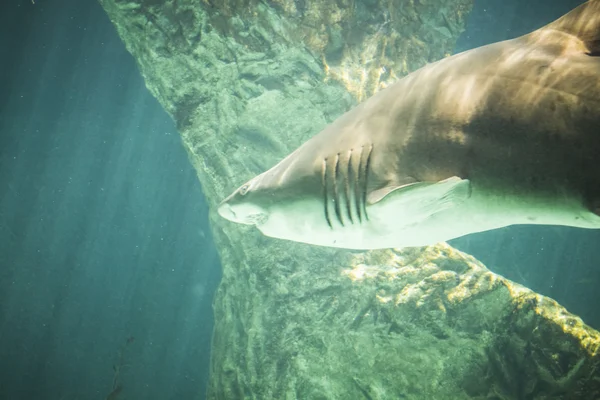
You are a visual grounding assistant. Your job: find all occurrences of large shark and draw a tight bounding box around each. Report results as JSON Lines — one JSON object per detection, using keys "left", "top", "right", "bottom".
{"left": 218, "top": 1, "right": 600, "bottom": 250}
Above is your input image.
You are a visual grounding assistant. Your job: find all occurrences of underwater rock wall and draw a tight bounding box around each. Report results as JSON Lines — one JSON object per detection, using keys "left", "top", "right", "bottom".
{"left": 97, "top": 0, "right": 600, "bottom": 398}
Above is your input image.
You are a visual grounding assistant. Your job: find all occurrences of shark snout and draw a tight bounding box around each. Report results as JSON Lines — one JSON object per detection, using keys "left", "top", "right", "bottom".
{"left": 217, "top": 201, "right": 237, "bottom": 222}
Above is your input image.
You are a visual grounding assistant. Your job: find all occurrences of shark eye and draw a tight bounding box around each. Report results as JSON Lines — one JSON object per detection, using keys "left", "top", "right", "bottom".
{"left": 239, "top": 184, "right": 250, "bottom": 196}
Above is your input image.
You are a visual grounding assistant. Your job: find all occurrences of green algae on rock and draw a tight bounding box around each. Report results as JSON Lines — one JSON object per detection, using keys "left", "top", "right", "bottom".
{"left": 341, "top": 244, "right": 600, "bottom": 399}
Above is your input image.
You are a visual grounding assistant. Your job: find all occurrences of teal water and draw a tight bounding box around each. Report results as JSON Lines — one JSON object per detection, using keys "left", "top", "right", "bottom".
{"left": 0, "top": 1, "right": 220, "bottom": 399}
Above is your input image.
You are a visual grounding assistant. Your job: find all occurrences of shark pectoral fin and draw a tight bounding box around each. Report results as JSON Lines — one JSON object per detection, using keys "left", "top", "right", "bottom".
{"left": 431, "top": 177, "right": 472, "bottom": 211}
{"left": 368, "top": 176, "right": 470, "bottom": 205}
{"left": 368, "top": 176, "right": 471, "bottom": 220}
{"left": 367, "top": 177, "right": 419, "bottom": 205}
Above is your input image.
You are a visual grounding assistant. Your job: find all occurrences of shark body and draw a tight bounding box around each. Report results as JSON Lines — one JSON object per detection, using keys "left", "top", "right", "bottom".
{"left": 218, "top": 1, "right": 600, "bottom": 250}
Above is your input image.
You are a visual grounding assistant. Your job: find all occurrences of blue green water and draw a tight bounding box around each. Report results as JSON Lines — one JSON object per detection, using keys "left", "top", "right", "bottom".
{"left": 0, "top": 0, "right": 220, "bottom": 399}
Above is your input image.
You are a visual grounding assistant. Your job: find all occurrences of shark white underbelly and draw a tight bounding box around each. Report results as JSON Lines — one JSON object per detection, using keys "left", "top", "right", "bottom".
{"left": 254, "top": 178, "right": 600, "bottom": 250}
{"left": 366, "top": 183, "right": 600, "bottom": 249}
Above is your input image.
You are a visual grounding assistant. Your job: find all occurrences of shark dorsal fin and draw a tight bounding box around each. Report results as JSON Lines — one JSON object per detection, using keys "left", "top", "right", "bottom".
{"left": 544, "top": 0, "right": 600, "bottom": 55}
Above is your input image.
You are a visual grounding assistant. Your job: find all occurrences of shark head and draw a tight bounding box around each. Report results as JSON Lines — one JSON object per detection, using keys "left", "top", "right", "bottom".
{"left": 217, "top": 179, "right": 270, "bottom": 227}
{"left": 218, "top": 145, "right": 333, "bottom": 244}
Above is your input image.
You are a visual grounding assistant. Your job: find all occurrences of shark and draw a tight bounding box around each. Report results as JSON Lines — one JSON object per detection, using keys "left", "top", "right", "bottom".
{"left": 218, "top": 0, "right": 600, "bottom": 250}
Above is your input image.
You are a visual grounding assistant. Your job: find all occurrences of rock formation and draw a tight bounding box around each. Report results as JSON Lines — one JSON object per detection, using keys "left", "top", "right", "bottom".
{"left": 97, "top": 0, "right": 600, "bottom": 398}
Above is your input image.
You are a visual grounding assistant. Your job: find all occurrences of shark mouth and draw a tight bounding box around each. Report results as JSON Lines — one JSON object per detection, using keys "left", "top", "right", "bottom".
{"left": 217, "top": 202, "right": 268, "bottom": 226}
{"left": 321, "top": 144, "right": 372, "bottom": 228}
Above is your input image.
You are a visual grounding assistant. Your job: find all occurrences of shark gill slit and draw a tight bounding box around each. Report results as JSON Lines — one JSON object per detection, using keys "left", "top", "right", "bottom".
{"left": 354, "top": 148, "right": 364, "bottom": 223}
{"left": 321, "top": 158, "right": 333, "bottom": 229}
{"left": 361, "top": 145, "right": 373, "bottom": 221}
{"left": 344, "top": 149, "right": 355, "bottom": 225}
{"left": 333, "top": 153, "right": 345, "bottom": 226}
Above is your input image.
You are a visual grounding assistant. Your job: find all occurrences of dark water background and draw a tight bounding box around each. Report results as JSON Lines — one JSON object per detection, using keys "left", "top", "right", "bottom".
{"left": 0, "top": 0, "right": 220, "bottom": 399}
{"left": 0, "top": 0, "right": 597, "bottom": 399}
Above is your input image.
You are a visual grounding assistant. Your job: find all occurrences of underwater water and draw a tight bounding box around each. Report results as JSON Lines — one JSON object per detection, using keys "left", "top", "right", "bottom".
{"left": 0, "top": 0, "right": 220, "bottom": 399}
{"left": 1, "top": 0, "right": 599, "bottom": 400}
